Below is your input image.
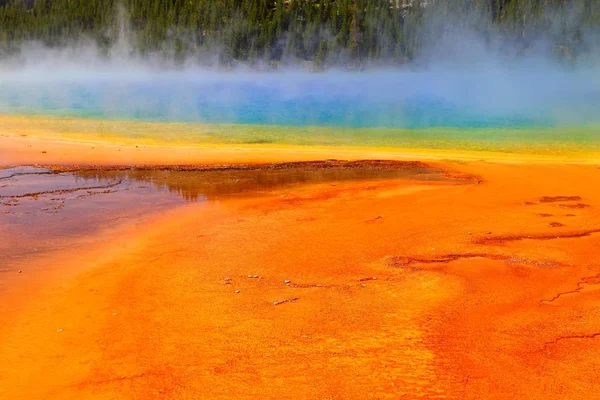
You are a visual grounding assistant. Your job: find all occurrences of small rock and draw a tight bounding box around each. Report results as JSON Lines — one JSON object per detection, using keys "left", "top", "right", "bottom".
{"left": 468, "top": 232, "right": 472, "bottom": 235}
{"left": 360, "top": 283, "right": 367, "bottom": 287}
{"left": 359, "top": 277, "right": 377, "bottom": 282}
{"left": 273, "top": 297, "right": 300, "bottom": 306}
{"left": 234, "top": 290, "right": 241, "bottom": 294}
{"left": 57, "top": 328, "right": 63, "bottom": 332}
{"left": 18, "top": 270, "right": 22, "bottom": 273}
{"left": 284, "top": 280, "right": 291, "bottom": 285}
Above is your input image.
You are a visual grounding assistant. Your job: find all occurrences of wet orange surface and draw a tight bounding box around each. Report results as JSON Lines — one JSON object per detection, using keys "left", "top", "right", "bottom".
{"left": 1, "top": 136, "right": 600, "bottom": 399}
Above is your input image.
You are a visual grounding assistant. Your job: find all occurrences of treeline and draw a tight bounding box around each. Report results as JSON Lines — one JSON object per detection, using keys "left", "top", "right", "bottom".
{"left": 0, "top": 0, "right": 599, "bottom": 67}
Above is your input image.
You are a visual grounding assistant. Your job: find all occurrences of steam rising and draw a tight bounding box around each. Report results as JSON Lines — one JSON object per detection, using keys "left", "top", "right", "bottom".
{"left": 0, "top": 2, "right": 599, "bottom": 130}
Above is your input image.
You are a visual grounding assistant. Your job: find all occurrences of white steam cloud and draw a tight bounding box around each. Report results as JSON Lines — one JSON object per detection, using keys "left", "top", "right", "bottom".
{"left": 0, "top": 2, "right": 599, "bottom": 130}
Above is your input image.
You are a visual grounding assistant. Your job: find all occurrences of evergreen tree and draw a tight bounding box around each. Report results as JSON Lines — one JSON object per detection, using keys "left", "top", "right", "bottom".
{"left": 0, "top": 0, "right": 597, "bottom": 67}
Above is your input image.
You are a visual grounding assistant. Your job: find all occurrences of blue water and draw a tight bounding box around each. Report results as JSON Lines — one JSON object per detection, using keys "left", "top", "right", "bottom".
{"left": 1, "top": 69, "right": 599, "bottom": 128}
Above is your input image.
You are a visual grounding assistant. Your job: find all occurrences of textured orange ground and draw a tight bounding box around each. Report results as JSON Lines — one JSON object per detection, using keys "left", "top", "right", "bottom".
{"left": 1, "top": 136, "right": 600, "bottom": 399}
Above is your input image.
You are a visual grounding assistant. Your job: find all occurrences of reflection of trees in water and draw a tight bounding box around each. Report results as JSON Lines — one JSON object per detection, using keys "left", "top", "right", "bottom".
{"left": 73, "top": 161, "right": 442, "bottom": 202}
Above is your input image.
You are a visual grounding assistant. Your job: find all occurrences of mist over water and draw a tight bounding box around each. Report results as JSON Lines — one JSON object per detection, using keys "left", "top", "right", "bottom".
{"left": 1, "top": 63, "right": 600, "bottom": 129}
{"left": 0, "top": 7, "right": 599, "bottom": 146}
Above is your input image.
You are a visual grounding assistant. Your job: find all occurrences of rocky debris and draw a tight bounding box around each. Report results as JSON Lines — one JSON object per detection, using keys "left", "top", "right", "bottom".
{"left": 558, "top": 203, "right": 590, "bottom": 209}
{"left": 224, "top": 277, "right": 232, "bottom": 284}
{"left": 359, "top": 277, "right": 377, "bottom": 282}
{"left": 0, "top": 179, "right": 123, "bottom": 200}
{"left": 387, "top": 253, "right": 560, "bottom": 269}
{"left": 2, "top": 199, "right": 20, "bottom": 206}
{"left": 476, "top": 228, "right": 600, "bottom": 244}
{"left": 0, "top": 167, "right": 52, "bottom": 180}
{"left": 289, "top": 283, "right": 328, "bottom": 288}
{"left": 273, "top": 297, "right": 300, "bottom": 306}
{"left": 539, "top": 196, "right": 582, "bottom": 203}
{"left": 366, "top": 215, "right": 384, "bottom": 223}
{"left": 247, "top": 274, "right": 261, "bottom": 279}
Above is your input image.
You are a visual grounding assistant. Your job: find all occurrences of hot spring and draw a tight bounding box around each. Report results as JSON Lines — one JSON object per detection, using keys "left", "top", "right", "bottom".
{"left": 1, "top": 67, "right": 600, "bottom": 155}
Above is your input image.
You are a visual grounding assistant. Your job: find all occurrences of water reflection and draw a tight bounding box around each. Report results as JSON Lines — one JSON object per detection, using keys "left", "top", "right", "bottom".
{"left": 1, "top": 161, "right": 449, "bottom": 206}
{"left": 71, "top": 160, "right": 447, "bottom": 202}
{"left": 0, "top": 161, "right": 449, "bottom": 273}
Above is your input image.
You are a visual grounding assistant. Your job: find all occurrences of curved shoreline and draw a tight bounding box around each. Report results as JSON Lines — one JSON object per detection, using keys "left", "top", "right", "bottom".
{"left": 2, "top": 114, "right": 600, "bottom": 166}
{"left": 3, "top": 159, "right": 600, "bottom": 399}
{"left": 3, "top": 130, "right": 600, "bottom": 168}
{"left": 3, "top": 115, "right": 600, "bottom": 399}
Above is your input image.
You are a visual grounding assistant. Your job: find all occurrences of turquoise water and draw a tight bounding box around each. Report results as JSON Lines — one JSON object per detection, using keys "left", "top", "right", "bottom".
{"left": 1, "top": 70, "right": 599, "bottom": 129}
